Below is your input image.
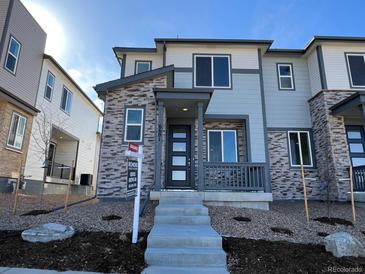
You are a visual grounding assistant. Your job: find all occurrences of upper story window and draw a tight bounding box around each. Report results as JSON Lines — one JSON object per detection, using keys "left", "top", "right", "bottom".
{"left": 277, "top": 64, "right": 294, "bottom": 90}
{"left": 194, "top": 55, "right": 231, "bottom": 88}
{"left": 124, "top": 108, "right": 144, "bottom": 142}
{"left": 7, "top": 112, "right": 27, "bottom": 150}
{"left": 135, "top": 61, "right": 151, "bottom": 74}
{"left": 60, "top": 86, "right": 72, "bottom": 114}
{"left": 5, "top": 36, "right": 21, "bottom": 74}
{"left": 288, "top": 131, "right": 313, "bottom": 167}
{"left": 207, "top": 129, "right": 237, "bottom": 162}
{"left": 44, "top": 71, "right": 55, "bottom": 101}
{"left": 346, "top": 53, "right": 365, "bottom": 88}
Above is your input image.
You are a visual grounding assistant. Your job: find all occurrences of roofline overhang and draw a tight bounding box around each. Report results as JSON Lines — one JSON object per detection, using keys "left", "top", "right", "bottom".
{"left": 153, "top": 87, "right": 213, "bottom": 101}
{"left": 330, "top": 91, "right": 365, "bottom": 115}
{"left": 0, "top": 86, "right": 40, "bottom": 115}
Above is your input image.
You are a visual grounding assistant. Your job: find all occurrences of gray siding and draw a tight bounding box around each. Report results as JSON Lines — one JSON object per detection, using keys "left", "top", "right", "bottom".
{"left": 262, "top": 56, "right": 312, "bottom": 128}
{"left": 174, "top": 72, "right": 192, "bottom": 88}
{"left": 307, "top": 49, "right": 322, "bottom": 96}
{"left": 0, "top": 0, "right": 10, "bottom": 47}
{"left": 0, "top": 0, "right": 46, "bottom": 107}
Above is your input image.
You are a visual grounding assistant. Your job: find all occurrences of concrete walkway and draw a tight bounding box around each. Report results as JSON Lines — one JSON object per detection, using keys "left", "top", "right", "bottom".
{"left": 0, "top": 268, "right": 100, "bottom": 274}
{"left": 142, "top": 192, "right": 229, "bottom": 274}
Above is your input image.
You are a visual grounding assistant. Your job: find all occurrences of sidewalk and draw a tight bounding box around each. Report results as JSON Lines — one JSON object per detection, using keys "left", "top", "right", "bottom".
{"left": 0, "top": 268, "right": 101, "bottom": 274}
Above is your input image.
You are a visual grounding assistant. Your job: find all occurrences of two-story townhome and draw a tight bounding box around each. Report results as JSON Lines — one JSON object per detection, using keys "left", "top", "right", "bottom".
{"left": 94, "top": 36, "right": 365, "bottom": 209}
{"left": 0, "top": 0, "right": 46, "bottom": 191}
{"left": 24, "top": 54, "right": 103, "bottom": 195}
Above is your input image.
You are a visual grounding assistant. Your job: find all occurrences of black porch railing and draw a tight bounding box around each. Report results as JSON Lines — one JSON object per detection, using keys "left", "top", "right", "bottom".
{"left": 352, "top": 165, "right": 365, "bottom": 191}
{"left": 47, "top": 162, "right": 74, "bottom": 180}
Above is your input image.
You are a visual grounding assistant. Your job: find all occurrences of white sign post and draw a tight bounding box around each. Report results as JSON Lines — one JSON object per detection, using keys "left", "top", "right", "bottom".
{"left": 125, "top": 143, "right": 144, "bottom": 244}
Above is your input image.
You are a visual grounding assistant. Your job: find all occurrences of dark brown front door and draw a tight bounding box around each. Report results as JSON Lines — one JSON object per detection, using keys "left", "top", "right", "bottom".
{"left": 166, "top": 125, "right": 192, "bottom": 188}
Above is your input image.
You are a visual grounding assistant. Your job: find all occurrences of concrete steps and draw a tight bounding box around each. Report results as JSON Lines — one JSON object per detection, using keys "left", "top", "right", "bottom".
{"left": 142, "top": 191, "right": 229, "bottom": 274}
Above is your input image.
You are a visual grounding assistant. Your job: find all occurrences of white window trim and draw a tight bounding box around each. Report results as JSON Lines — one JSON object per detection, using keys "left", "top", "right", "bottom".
{"left": 44, "top": 71, "right": 55, "bottom": 101}
{"left": 346, "top": 53, "right": 365, "bottom": 88}
{"left": 124, "top": 108, "right": 144, "bottom": 142}
{"left": 207, "top": 129, "right": 237, "bottom": 162}
{"left": 7, "top": 112, "right": 27, "bottom": 150}
{"left": 287, "top": 131, "right": 313, "bottom": 167}
{"left": 194, "top": 55, "right": 231, "bottom": 88}
{"left": 60, "top": 86, "right": 72, "bottom": 114}
{"left": 277, "top": 64, "right": 294, "bottom": 90}
{"left": 4, "top": 36, "right": 21, "bottom": 74}
{"left": 135, "top": 61, "right": 151, "bottom": 74}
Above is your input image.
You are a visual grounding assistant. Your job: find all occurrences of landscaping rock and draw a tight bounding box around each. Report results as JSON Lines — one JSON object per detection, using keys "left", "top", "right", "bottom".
{"left": 324, "top": 232, "right": 365, "bottom": 257}
{"left": 21, "top": 223, "right": 75, "bottom": 243}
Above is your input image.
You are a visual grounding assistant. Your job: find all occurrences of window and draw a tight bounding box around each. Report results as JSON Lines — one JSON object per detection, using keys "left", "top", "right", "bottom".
{"left": 44, "top": 71, "right": 55, "bottom": 101}
{"left": 277, "top": 64, "right": 294, "bottom": 90}
{"left": 346, "top": 53, "right": 365, "bottom": 88}
{"left": 194, "top": 55, "right": 231, "bottom": 88}
{"left": 346, "top": 126, "right": 365, "bottom": 167}
{"left": 207, "top": 130, "right": 237, "bottom": 162}
{"left": 7, "top": 112, "right": 27, "bottom": 150}
{"left": 288, "top": 131, "right": 313, "bottom": 167}
{"left": 135, "top": 61, "right": 151, "bottom": 74}
{"left": 124, "top": 108, "right": 144, "bottom": 142}
{"left": 60, "top": 86, "right": 72, "bottom": 114}
{"left": 5, "top": 36, "right": 21, "bottom": 74}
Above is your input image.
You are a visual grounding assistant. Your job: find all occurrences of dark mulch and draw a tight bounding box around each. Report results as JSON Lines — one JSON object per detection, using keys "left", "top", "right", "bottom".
{"left": 317, "top": 232, "right": 329, "bottom": 237}
{"left": 362, "top": 231, "right": 365, "bottom": 236}
{"left": 20, "top": 210, "right": 50, "bottom": 216}
{"left": 0, "top": 230, "right": 147, "bottom": 273}
{"left": 101, "top": 215, "right": 122, "bottom": 221}
{"left": 271, "top": 227, "right": 293, "bottom": 236}
{"left": 233, "top": 216, "right": 251, "bottom": 222}
{"left": 223, "top": 237, "right": 365, "bottom": 274}
{"left": 313, "top": 217, "right": 353, "bottom": 226}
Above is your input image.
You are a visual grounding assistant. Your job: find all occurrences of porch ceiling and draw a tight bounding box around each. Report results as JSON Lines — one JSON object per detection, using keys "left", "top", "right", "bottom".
{"left": 330, "top": 92, "right": 365, "bottom": 117}
{"left": 52, "top": 126, "right": 79, "bottom": 142}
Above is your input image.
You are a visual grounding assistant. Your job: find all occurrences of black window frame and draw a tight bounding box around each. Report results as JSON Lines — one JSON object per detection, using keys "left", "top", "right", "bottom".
{"left": 134, "top": 60, "right": 152, "bottom": 74}
{"left": 4, "top": 35, "right": 21, "bottom": 75}
{"left": 345, "top": 53, "right": 365, "bottom": 89}
{"left": 44, "top": 71, "right": 56, "bottom": 101}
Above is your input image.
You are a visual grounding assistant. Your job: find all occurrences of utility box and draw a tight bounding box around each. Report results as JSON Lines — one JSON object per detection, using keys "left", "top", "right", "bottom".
{"left": 80, "top": 174, "right": 93, "bottom": 186}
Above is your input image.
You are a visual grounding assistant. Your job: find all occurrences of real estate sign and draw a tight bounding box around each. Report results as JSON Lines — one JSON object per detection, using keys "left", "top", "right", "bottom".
{"left": 127, "top": 159, "right": 138, "bottom": 193}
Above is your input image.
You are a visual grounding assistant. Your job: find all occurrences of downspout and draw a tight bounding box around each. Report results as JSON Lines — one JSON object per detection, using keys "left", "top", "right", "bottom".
{"left": 163, "top": 42, "right": 166, "bottom": 67}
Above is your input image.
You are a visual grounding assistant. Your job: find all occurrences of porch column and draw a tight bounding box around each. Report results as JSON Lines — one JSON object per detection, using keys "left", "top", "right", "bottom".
{"left": 197, "top": 102, "right": 204, "bottom": 191}
{"left": 154, "top": 101, "right": 164, "bottom": 191}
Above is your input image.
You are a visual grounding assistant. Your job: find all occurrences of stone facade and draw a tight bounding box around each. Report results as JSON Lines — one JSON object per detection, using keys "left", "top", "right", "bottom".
{"left": 308, "top": 90, "right": 355, "bottom": 201}
{"left": 97, "top": 76, "right": 167, "bottom": 198}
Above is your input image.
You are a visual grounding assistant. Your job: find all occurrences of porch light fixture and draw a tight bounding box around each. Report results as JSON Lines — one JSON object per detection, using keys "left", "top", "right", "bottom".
{"left": 182, "top": 108, "right": 188, "bottom": 112}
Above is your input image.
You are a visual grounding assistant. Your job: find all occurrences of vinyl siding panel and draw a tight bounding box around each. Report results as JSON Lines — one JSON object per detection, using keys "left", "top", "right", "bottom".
{"left": 124, "top": 53, "right": 163, "bottom": 77}
{"left": 0, "top": 0, "right": 46, "bottom": 107}
{"left": 262, "top": 56, "right": 312, "bottom": 128}
{"left": 0, "top": 0, "right": 10, "bottom": 45}
{"left": 174, "top": 72, "right": 193, "bottom": 88}
{"left": 307, "top": 49, "right": 322, "bottom": 96}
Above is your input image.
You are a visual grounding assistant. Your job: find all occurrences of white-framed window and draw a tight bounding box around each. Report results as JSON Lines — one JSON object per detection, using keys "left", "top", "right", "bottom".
{"left": 44, "top": 71, "right": 55, "bottom": 101}
{"left": 345, "top": 53, "right": 365, "bottom": 88}
{"left": 7, "top": 112, "right": 27, "bottom": 150}
{"left": 194, "top": 55, "right": 231, "bottom": 88}
{"left": 4, "top": 36, "right": 21, "bottom": 74}
{"left": 288, "top": 131, "right": 313, "bottom": 167}
{"left": 207, "top": 129, "right": 237, "bottom": 162}
{"left": 60, "top": 86, "right": 72, "bottom": 114}
{"left": 124, "top": 108, "right": 144, "bottom": 142}
{"left": 135, "top": 61, "right": 151, "bottom": 74}
{"left": 277, "top": 63, "right": 294, "bottom": 90}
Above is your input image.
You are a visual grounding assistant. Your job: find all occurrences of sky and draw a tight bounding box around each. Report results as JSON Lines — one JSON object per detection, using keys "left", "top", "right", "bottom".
{"left": 21, "top": 0, "right": 365, "bottom": 110}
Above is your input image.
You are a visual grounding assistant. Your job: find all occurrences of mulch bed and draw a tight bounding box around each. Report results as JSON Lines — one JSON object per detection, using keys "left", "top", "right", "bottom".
{"left": 313, "top": 217, "right": 353, "bottom": 226}
{"left": 317, "top": 232, "right": 329, "bottom": 237}
{"left": 224, "top": 237, "right": 365, "bottom": 274}
{"left": 20, "top": 210, "right": 50, "bottom": 216}
{"left": 102, "top": 215, "right": 122, "bottom": 221}
{"left": 233, "top": 216, "right": 251, "bottom": 222}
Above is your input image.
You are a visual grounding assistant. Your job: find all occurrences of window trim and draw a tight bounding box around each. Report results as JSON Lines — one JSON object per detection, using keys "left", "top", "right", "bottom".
{"left": 4, "top": 35, "right": 21, "bottom": 75}
{"left": 6, "top": 112, "right": 27, "bottom": 150}
{"left": 207, "top": 129, "right": 238, "bottom": 162}
{"left": 345, "top": 52, "right": 365, "bottom": 89}
{"left": 134, "top": 60, "right": 152, "bottom": 74}
{"left": 60, "top": 85, "right": 73, "bottom": 114}
{"left": 287, "top": 130, "right": 313, "bottom": 168}
{"left": 193, "top": 54, "right": 232, "bottom": 89}
{"left": 44, "top": 71, "right": 55, "bottom": 101}
{"left": 277, "top": 63, "right": 295, "bottom": 90}
{"left": 123, "top": 107, "right": 145, "bottom": 143}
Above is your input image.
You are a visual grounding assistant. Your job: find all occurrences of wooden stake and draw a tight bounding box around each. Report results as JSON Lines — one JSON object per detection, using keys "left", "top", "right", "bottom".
{"left": 349, "top": 165, "right": 356, "bottom": 223}
{"left": 12, "top": 160, "right": 23, "bottom": 215}
{"left": 301, "top": 164, "right": 310, "bottom": 223}
{"left": 64, "top": 160, "right": 74, "bottom": 213}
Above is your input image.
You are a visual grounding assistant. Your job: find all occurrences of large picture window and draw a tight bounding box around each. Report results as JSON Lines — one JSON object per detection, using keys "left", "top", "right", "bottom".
{"left": 288, "top": 131, "right": 313, "bottom": 167}
{"left": 346, "top": 53, "right": 365, "bottom": 88}
{"left": 277, "top": 64, "right": 294, "bottom": 90}
{"left": 124, "top": 108, "right": 144, "bottom": 142}
{"left": 194, "top": 55, "right": 231, "bottom": 88}
{"left": 7, "top": 112, "right": 27, "bottom": 150}
{"left": 207, "top": 130, "right": 237, "bottom": 162}
{"left": 60, "top": 86, "right": 72, "bottom": 114}
{"left": 5, "top": 36, "right": 21, "bottom": 74}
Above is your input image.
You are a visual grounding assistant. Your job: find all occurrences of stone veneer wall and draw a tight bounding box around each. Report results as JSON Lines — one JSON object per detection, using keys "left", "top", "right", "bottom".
{"left": 268, "top": 130, "right": 321, "bottom": 200}
{"left": 97, "top": 76, "right": 167, "bottom": 198}
{"left": 308, "top": 90, "right": 355, "bottom": 201}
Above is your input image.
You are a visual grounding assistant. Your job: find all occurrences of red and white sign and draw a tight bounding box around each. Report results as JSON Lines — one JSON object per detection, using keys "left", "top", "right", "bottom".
{"left": 128, "top": 142, "right": 139, "bottom": 153}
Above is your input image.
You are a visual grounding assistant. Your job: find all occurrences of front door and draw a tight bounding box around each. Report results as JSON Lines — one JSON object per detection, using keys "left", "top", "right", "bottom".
{"left": 166, "top": 125, "right": 192, "bottom": 188}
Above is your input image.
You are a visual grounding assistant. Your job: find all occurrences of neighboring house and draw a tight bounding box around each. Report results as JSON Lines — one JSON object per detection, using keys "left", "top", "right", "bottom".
{"left": 0, "top": 0, "right": 46, "bottom": 190}
{"left": 24, "top": 55, "right": 103, "bottom": 194}
{"left": 95, "top": 36, "right": 365, "bottom": 208}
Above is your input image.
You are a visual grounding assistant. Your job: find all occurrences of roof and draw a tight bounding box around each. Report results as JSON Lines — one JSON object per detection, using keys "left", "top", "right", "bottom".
{"left": 330, "top": 91, "right": 365, "bottom": 115}
{"left": 305, "top": 35, "right": 365, "bottom": 50}
{"left": 113, "top": 47, "right": 157, "bottom": 54}
{"left": 94, "top": 65, "right": 174, "bottom": 93}
{"left": 43, "top": 54, "right": 103, "bottom": 116}
{"left": 0, "top": 86, "right": 40, "bottom": 114}
{"left": 154, "top": 38, "right": 274, "bottom": 45}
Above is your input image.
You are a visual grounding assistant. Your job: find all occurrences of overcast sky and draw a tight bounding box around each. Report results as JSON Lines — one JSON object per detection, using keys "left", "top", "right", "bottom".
{"left": 21, "top": 0, "right": 365, "bottom": 110}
